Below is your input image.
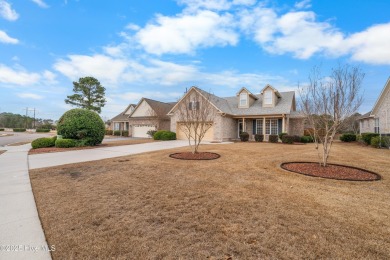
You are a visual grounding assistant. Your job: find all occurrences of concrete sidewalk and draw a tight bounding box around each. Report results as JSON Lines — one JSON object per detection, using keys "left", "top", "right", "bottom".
{"left": 29, "top": 140, "right": 192, "bottom": 169}
{"left": 0, "top": 144, "right": 52, "bottom": 260}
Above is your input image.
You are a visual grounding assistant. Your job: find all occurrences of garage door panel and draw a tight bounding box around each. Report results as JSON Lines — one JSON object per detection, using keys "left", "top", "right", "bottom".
{"left": 133, "top": 125, "right": 155, "bottom": 138}
{"left": 176, "top": 123, "right": 214, "bottom": 141}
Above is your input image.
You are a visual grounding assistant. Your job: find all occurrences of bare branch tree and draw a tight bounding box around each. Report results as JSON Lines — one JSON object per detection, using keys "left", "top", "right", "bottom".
{"left": 299, "top": 64, "right": 364, "bottom": 166}
{"left": 177, "top": 89, "right": 216, "bottom": 154}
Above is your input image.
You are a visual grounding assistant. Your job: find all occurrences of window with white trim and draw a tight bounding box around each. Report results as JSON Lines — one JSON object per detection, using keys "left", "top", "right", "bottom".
{"left": 189, "top": 101, "right": 199, "bottom": 110}
{"left": 265, "top": 119, "right": 278, "bottom": 135}
{"left": 264, "top": 90, "right": 272, "bottom": 105}
{"left": 240, "top": 93, "right": 248, "bottom": 106}
{"left": 256, "top": 119, "right": 263, "bottom": 134}
{"left": 375, "top": 118, "right": 380, "bottom": 133}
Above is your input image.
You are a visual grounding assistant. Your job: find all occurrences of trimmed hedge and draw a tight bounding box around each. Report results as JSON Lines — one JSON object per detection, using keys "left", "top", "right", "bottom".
{"left": 55, "top": 138, "right": 76, "bottom": 148}
{"left": 269, "top": 135, "right": 279, "bottom": 143}
{"left": 361, "top": 133, "right": 379, "bottom": 145}
{"left": 282, "top": 135, "right": 294, "bottom": 144}
{"left": 57, "top": 109, "right": 105, "bottom": 146}
{"left": 340, "top": 133, "right": 356, "bottom": 142}
{"left": 371, "top": 136, "right": 390, "bottom": 148}
{"left": 279, "top": 132, "right": 288, "bottom": 141}
{"left": 239, "top": 132, "right": 249, "bottom": 142}
{"left": 300, "top": 136, "right": 314, "bottom": 143}
{"left": 122, "top": 130, "right": 129, "bottom": 137}
{"left": 36, "top": 128, "right": 50, "bottom": 133}
{"left": 31, "top": 137, "right": 56, "bottom": 149}
{"left": 13, "top": 128, "right": 26, "bottom": 132}
{"left": 153, "top": 130, "right": 176, "bottom": 140}
{"left": 255, "top": 134, "right": 264, "bottom": 142}
{"left": 0, "top": 128, "right": 4, "bottom": 131}
{"left": 105, "top": 130, "right": 113, "bottom": 135}
{"left": 114, "top": 130, "right": 121, "bottom": 136}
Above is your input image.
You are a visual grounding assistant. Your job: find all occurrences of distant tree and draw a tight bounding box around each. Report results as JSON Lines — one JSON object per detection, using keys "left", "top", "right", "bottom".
{"left": 65, "top": 76, "right": 106, "bottom": 113}
{"left": 299, "top": 64, "right": 364, "bottom": 167}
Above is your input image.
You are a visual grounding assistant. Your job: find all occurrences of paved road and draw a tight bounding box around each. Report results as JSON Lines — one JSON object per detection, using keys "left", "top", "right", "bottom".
{"left": 0, "top": 132, "right": 53, "bottom": 147}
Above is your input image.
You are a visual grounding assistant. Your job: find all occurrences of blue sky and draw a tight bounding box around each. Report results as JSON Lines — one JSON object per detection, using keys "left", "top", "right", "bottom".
{"left": 0, "top": 0, "right": 389, "bottom": 121}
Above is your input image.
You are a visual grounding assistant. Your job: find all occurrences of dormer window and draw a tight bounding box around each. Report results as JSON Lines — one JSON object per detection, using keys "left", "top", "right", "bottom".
{"left": 189, "top": 101, "right": 199, "bottom": 110}
{"left": 264, "top": 90, "right": 272, "bottom": 105}
{"left": 240, "top": 93, "right": 248, "bottom": 106}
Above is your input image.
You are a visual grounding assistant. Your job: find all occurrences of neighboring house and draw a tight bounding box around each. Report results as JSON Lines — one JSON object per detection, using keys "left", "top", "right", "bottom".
{"left": 127, "top": 98, "right": 176, "bottom": 138}
{"left": 168, "top": 85, "right": 304, "bottom": 142}
{"left": 111, "top": 104, "right": 136, "bottom": 132}
{"left": 359, "top": 78, "right": 390, "bottom": 134}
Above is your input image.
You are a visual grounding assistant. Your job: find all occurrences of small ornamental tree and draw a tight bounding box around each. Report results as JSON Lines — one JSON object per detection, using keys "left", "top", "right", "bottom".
{"left": 65, "top": 76, "right": 106, "bottom": 113}
{"left": 177, "top": 88, "right": 216, "bottom": 154}
{"left": 299, "top": 64, "right": 364, "bottom": 167}
{"left": 57, "top": 109, "right": 105, "bottom": 146}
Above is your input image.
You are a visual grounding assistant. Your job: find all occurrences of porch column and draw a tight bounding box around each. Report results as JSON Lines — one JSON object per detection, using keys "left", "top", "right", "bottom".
{"left": 243, "top": 117, "right": 246, "bottom": 132}
{"left": 263, "top": 117, "right": 266, "bottom": 135}
{"left": 282, "top": 115, "right": 285, "bottom": 133}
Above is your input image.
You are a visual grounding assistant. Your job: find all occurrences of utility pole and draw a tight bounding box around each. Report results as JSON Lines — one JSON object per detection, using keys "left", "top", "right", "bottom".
{"left": 25, "top": 107, "right": 28, "bottom": 129}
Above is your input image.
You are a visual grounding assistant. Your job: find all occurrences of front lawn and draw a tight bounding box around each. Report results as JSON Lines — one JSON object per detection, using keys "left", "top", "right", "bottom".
{"left": 30, "top": 142, "right": 390, "bottom": 259}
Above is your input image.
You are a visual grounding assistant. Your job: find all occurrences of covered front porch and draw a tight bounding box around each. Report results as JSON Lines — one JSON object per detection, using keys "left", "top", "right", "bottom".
{"left": 235, "top": 115, "right": 288, "bottom": 141}
{"left": 112, "top": 121, "right": 130, "bottom": 132}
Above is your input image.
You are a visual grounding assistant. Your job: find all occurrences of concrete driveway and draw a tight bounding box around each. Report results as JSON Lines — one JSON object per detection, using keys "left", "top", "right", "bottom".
{"left": 0, "top": 131, "right": 53, "bottom": 147}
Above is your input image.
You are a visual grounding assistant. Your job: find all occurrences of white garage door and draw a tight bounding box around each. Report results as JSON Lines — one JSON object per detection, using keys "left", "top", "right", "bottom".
{"left": 176, "top": 123, "right": 214, "bottom": 141}
{"left": 133, "top": 125, "right": 156, "bottom": 138}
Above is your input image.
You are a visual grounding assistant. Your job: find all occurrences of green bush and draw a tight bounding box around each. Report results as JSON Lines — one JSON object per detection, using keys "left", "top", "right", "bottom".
{"left": 269, "top": 135, "right": 279, "bottom": 143}
{"left": 105, "top": 130, "right": 113, "bottom": 135}
{"left": 55, "top": 138, "right": 76, "bottom": 148}
{"left": 36, "top": 128, "right": 50, "bottom": 133}
{"left": 13, "top": 128, "right": 26, "bottom": 132}
{"left": 340, "top": 133, "right": 356, "bottom": 142}
{"left": 0, "top": 128, "right": 4, "bottom": 131}
{"left": 239, "top": 132, "right": 249, "bottom": 142}
{"left": 371, "top": 136, "right": 390, "bottom": 148}
{"left": 255, "top": 134, "right": 263, "bottom": 142}
{"left": 371, "top": 136, "right": 381, "bottom": 148}
{"left": 300, "top": 136, "right": 314, "bottom": 143}
{"left": 114, "top": 130, "right": 121, "bottom": 136}
{"left": 161, "top": 131, "right": 176, "bottom": 140}
{"left": 279, "top": 132, "right": 288, "bottom": 141}
{"left": 122, "top": 130, "right": 129, "bottom": 137}
{"left": 382, "top": 136, "right": 390, "bottom": 148}
{"left": 282, "top": 135, "right": 294, "bottom": 144}
{"left": 361, "top": 133, "right": 379, "bottom": 145}
{"left": 57, "top": 109, "right": 105, "bottom": 146}
{"left": 153, "top": 130, "right": 176, "bottom": 140}
{"left": 153, "top": 130, "right": 165, "bottom": 140}
{"left": 31, "top": 137, "right": 56, "bottom": 149}
{"left": 147, "top": 130, "right": 157, "bottom": 138}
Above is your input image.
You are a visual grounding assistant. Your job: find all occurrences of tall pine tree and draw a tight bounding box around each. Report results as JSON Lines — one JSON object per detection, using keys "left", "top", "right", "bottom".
{"left": 65, "top": 77, "right": 106, "bottom": 113}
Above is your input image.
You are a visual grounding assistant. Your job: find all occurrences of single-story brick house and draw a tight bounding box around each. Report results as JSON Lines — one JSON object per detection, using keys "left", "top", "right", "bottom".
{"left": 359, "top": 78, "right": 390, "bottom": 134}
{"left": 168, "top": 85, "right": 304, "bottom": 142}
{"left": 111, "top": 98, "right": 175, "bottom": 138}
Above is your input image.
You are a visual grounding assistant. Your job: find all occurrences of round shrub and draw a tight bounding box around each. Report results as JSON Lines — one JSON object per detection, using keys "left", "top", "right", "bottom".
{"left": 340, "top": 133, "right": 356, "bottom": 142}
{"left": 239, "top": 132, "right": 249, "bottom": 142}
{"left": 300, "top": 136, "right": 313, "bottom": 143}
{"left": 370, "top": 136, "right": 381, "bottom": 148}
{"left": 161, "top": 131, "right": 176, "bottom": 140}
{"left": 31, "top": 137, "right": 55, "bottom": 149}
{"left": 113, "top": 130, "right": 121, "bottom": 136}
{"left": 55, "top": 139, "right": 76, "bottom": 148}
{"left": 255, "top": 134, "right": 263, "bottom": 142}
{"left": 122, "top": 130, "right": 129, "bottom": 137}
{"left": 36, "top": 128, "right": 50, "bottom": 133}
{"left": 57, "top": 109, "right": 105, "bottom": 146}
{"left": 279, "top": 132, "right": 288, "bottom": 141}
{"left": 13, "top": 128, "right": 26, "bottom": 132}
{"left": 269, "top": 134, "right": 279, "bottom": 143}
{"left": 105, "top": 130, "right": 113, "bottom": 135}
{"left": 282, "top": 135, "right": 294, "bottom": 144}
{"left": 0, "top": 128, "right": 4, "bottom": 131}
{"left": 153, "top": 130, "right": 165, "bottom": 140}
{"left": 361, "top": 133, "right": 379, "bottom": 145}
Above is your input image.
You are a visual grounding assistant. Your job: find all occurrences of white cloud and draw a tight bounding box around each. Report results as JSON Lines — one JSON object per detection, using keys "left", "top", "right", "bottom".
{"left": 346, "top": 22, "right": 390, "bottom": 65}
{"left": 43, "top": 70, "right": 58, "bottom": 84}
{"left": 125, "top": 23, "right": 140, "bottom": 31}
{"left": 17, "top": 92, "right": 44, "bottom": 100}
{"left": 294, "top": 0, "right": 311, "bottom": 9}
{"left": 53, "top": 54, "right": 129, "bottom": 84}
{"left": 0, "top": 64, "right": 41, "bottom": 85}
{"left": 135, "top": 10, "right": 238, "bottom": 55}
{"left": 177, "top": 0, "right": 256, "bottom": 12}
{"left": 31, "top": 0, "right": 49, "bottom": 8}
{"left": 0, "top": 0, "right": 18, "bottom": 21}
{"left": 0, "top": 30, "right": 18, "bottom": 44}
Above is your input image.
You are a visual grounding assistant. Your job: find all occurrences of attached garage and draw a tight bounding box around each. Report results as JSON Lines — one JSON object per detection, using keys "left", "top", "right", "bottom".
{"left": 176, "top": 122, "right": 214, "bottom": 141}
{"left": 133, "top": 125, "right": 156, "bottom": 138}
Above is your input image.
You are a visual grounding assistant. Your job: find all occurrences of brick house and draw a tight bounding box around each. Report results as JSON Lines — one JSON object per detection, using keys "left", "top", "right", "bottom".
{"left": 168, "top": 86, "right": 304, "bottom": 142}
{"left": 359, "top": 78, "right": 390, "bottom": 134}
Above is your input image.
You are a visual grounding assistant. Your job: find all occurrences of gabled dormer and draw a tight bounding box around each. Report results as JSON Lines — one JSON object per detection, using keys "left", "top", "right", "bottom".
{"left": 236, "top": 87, "right": 258, "bottom": 108}
{"left": 261, "top": 85, "right": 281, "bottom": 108}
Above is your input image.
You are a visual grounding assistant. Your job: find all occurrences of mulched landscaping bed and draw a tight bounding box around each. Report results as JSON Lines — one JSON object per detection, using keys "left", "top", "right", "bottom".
{"left": 281, "top": 162, "right": 381, "bottom": 181}
{"left": 169, "top": 152, "right": 220, "bottom": 160}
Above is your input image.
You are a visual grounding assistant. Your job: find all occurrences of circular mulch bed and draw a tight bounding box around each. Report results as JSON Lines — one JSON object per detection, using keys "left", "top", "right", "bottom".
{"left": 169, "top": 152, "right": 220, "bottom": 160}
{"left": 280, "top": 162, "right": 381, "bottom": 181}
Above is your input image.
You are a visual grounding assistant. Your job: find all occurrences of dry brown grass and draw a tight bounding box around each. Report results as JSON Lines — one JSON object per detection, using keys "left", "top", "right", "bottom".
{"left": 30, "top": 142, "right": 390, "bottom": 259}
{"left": 28, "top": 139, "right": 156, "bottom": 155}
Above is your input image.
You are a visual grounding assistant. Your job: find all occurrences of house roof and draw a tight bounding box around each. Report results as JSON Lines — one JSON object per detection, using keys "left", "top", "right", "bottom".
{"left": 169, "top": 86, "right": 296, "bottom": 116}
{"left": 129, "top": 97, "right": 176, "bottom": 119}
{"left": 371, "top": 77, "right": 390, "bottom": 116}
{"left": 111, "top": 104, "right": 136, "bottom": 122}
{"left": 358, "top": 111, "right": 373, "bottom": 120}
{"left": 236, "top": 87, "right": 258, "bottom": 100}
